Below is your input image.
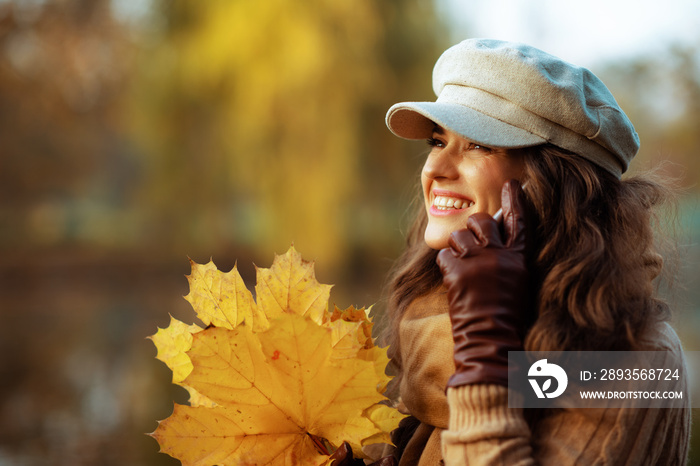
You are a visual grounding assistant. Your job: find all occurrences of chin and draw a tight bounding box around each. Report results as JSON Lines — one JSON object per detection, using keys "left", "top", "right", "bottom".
{"left": 424, "top": 220, "right": 457, "bottom": 250}
{"left": 423, "top": 233, "right": 449, "bottom": 251}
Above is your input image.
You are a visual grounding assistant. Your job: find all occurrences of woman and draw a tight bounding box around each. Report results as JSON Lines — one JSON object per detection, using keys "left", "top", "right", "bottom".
{"left": 376, "top": 39, "right": 690, "bottom": 465}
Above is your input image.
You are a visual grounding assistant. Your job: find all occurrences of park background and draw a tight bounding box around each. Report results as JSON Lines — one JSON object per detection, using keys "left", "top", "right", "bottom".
{"left": 0, "top": 0, "right": 698, "bottom": 464}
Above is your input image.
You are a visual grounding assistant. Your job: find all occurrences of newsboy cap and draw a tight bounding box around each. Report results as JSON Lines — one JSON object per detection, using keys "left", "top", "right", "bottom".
{"left": 386, "top": 38, "right": 639, "bottom": 177}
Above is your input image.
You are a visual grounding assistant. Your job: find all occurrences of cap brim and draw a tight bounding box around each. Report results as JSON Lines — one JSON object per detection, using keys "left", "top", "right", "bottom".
{"left": 386, "top": 102, "right": 546, "bottom": 149}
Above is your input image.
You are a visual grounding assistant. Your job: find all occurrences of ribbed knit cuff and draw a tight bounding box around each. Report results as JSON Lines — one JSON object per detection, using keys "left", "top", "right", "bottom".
{"left": 442, "top": 385, "right": 533, "bottom": 466}
{"left": 446, "top": 384, "right": 528, "bottom": 438}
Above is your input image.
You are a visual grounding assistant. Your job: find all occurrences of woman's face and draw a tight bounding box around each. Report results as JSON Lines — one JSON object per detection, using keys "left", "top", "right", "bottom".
{"left": 421, "top": 125, "right": 525, "bottom": 250}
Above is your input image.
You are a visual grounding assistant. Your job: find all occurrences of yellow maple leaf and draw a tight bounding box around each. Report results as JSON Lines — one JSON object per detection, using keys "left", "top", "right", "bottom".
{"left": 150, "top": 246, "right": 403, "bottom": 465}
{"left": 255, "top": 247, "right": 332, "bottom": 325}
{"left": 184, "top": 259, "right": 269, "bottom": 332}
{"left": 327, "top": 306, "right": 392, "bottom": 395}
{"left": 149, "top": 316, "right": 216, "bottom": 408}
{"left": 362, "top": 404, "right": 407, "bottom": 446}
{"left": 150, "top": 315, "right": 202, "bottom": 383}
{"left": 329, "top": 305, "right": 373, "bottom": 350}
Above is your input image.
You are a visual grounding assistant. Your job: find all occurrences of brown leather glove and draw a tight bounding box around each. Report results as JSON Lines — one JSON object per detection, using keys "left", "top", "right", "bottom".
{"left": 436, "top": 180, "right": 532, "bottom": 388}
{"left": 328, "top": 442, "right": 397, "bottom": 466}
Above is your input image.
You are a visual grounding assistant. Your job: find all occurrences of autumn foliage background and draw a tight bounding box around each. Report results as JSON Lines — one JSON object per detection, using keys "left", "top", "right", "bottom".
{"left": 1, "top": 1, "right": 699, "bottom": 465}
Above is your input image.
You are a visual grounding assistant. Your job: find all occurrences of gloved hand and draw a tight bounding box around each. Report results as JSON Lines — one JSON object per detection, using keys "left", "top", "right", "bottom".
{"left": 328, "top": 442, "right": 397, "bottom": 466}
{"left": 436, "top": 180, "right": 532, "bottom": 388}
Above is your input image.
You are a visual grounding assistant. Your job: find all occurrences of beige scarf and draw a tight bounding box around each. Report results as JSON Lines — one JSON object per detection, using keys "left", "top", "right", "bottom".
{"left": 397, "top": 288, "right": 454, "bottom": 465}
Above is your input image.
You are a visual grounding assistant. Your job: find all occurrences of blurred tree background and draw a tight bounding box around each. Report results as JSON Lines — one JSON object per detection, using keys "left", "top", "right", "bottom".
{"left": 0, "top": 0, "right": 698, "bottom": 465}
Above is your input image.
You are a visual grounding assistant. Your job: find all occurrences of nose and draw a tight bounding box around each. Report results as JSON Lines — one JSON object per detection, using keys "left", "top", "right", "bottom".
{"left": 422, "top": 146, "right": 459, "bottom": 180}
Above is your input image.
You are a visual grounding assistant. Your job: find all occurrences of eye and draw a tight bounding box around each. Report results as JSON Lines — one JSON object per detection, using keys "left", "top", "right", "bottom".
{"left": 426, "top": 137, "right": 445, "bottom": 148}
{"left": 467, "top": 143, "right": 492, "bottom": 152}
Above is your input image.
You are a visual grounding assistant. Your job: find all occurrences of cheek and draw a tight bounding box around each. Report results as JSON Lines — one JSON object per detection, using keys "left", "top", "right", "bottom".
{"left": 474, "top": 158, "right": 523, "bottom": 199}
{"left": 465, "top": 163, "right": 501, "bottom": 197}
{"left": 494, "top": 153, "right": 525, "bottom": 182}
{"left": 420, "top": 173, "right": 431, "bottom": 201}
{"left": 485, "top": 173, "right": 508, "bottom": 197}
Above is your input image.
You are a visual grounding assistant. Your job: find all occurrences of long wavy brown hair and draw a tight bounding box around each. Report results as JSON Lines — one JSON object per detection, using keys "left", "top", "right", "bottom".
{"left": 380, "top": 144, "right": 676, "bottom": 374}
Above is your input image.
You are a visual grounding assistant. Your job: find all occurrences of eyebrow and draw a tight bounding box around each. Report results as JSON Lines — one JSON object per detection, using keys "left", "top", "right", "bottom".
{"left": 431, "top": 124, "right": 444, "bottom": 135}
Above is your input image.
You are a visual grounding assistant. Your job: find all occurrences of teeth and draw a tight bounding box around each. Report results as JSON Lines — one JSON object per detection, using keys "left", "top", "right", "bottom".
{"left": 433, "top": 196, "right": 473, "bottom": 210}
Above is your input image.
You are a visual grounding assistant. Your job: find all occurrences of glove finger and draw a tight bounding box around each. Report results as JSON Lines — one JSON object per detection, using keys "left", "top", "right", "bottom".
{"left": 436, "top": 247, "right": 457, "bottom": 276}
{"left": 446, "top": 226, "right": 481, "bottom": 258}
{"left": 329, "top": 442, "right": 354, "bottom": 466}
{"left": 466, "top": 212, "right": 503, "bottom": 248}
{"left": 501, "top": 179, "right": 527, "bottom": 250}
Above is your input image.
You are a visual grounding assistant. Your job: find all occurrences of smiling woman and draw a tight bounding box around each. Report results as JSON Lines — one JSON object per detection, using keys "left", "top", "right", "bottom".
{"left": 333, "top": 38, "right": 692, "bottom": 465}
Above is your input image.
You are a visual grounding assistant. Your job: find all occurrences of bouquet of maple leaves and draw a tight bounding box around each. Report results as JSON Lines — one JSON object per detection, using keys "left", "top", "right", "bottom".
{"left": 150, "top": 246, "right": 404, "bottom": 465}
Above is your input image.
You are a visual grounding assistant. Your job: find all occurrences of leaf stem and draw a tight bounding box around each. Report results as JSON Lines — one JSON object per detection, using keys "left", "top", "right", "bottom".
{"left": 307, "top": 433, "right": 330, "bottom": 456}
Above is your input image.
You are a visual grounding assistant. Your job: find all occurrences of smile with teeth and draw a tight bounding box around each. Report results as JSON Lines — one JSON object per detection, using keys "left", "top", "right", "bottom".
{"left": 433, "top": 195, "right": 474, "bottom": 210}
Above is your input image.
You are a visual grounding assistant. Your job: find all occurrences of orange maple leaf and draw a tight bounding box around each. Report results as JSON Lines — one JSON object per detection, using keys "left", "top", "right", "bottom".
{"left": 150, "top": 246, "right": 403, "bottom": 465}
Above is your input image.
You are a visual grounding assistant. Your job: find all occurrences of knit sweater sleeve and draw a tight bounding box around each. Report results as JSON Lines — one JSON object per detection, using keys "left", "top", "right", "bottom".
{"left": 442, "top": 384, "right": 534, "bottom": 466}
